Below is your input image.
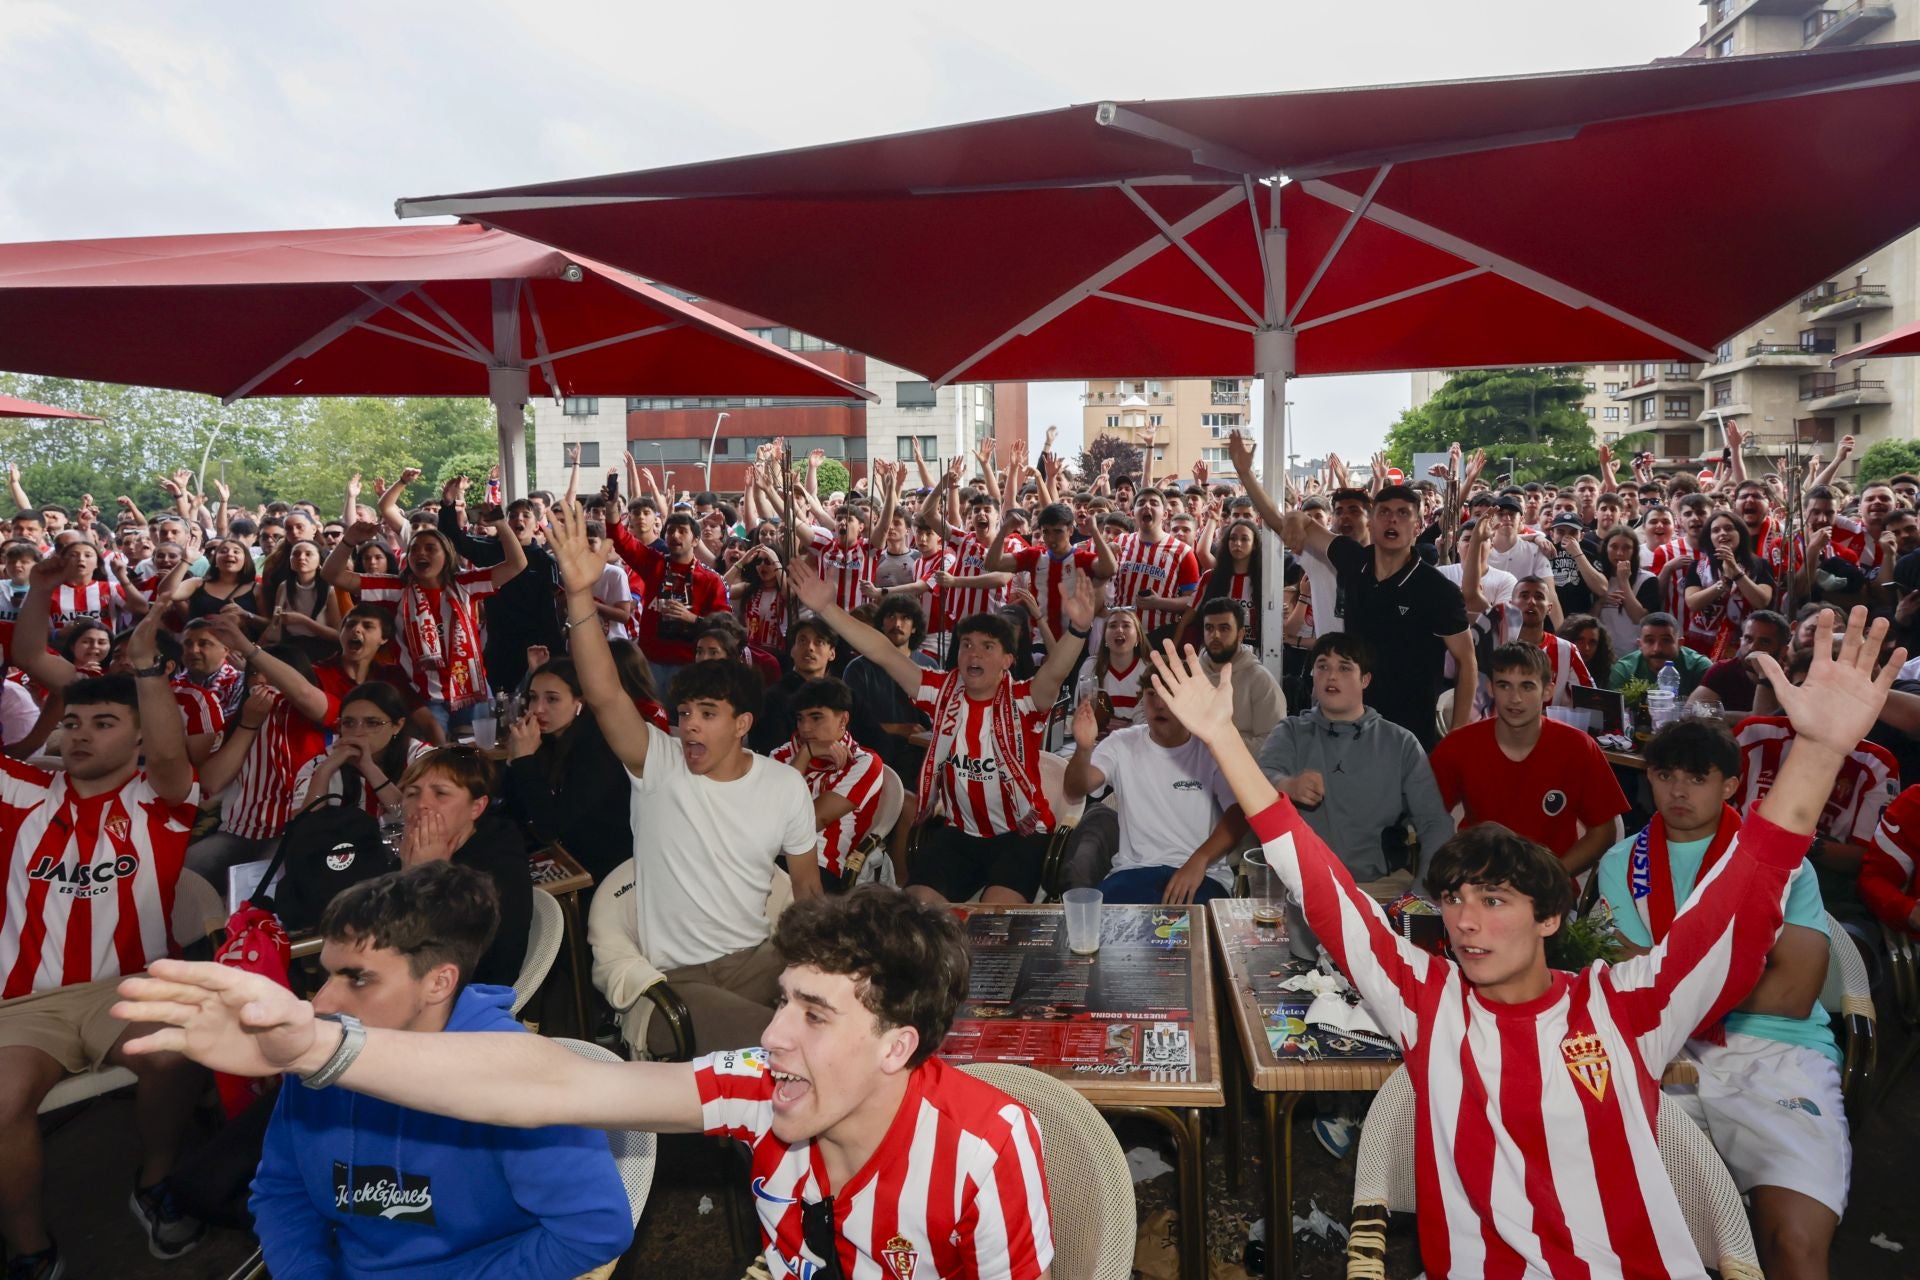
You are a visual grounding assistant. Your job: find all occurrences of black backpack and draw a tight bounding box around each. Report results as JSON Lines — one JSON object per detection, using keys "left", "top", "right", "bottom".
{"left": 259, "top": 791, "right": 397, "bottom": 932}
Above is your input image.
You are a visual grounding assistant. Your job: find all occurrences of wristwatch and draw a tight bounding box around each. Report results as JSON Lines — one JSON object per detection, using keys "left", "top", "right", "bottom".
{"left": 127, "top": 660, "right": 169, "bottom": 679}
{"left": 301, "top": 1012, "right": 367, "bottom": 1090}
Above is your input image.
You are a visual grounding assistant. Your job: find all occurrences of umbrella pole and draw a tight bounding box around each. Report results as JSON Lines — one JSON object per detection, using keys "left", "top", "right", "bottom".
{"left": 489, "top": 367, "right": 531, "bottom": 502}
{"left": 1255, "top": 223, "right": 1294, "bottom": 681}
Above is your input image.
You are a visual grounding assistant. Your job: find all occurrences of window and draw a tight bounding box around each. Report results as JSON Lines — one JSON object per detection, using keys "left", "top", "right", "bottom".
{"left": 1638, "top": 398, "right": 1656, "bottom": 423}
{"left": 628, "top": 439, "right": 705, "bottom": 463}
{"left": 1149, "top": 414, "right": 1164, "bottom": 427}
{"left": 896, "top": 435, "right": 938, "bottom": 463}
{"left": 1603, "top": 406, "right": 1622, "bottom": 422}
{"left": 1663, "top": 363, "right": 1693, "bottom": 377}
{"left": 1799, "top": 327, "right": 1836, "bottom": 354}
{"left": 569, "top": 441, "right": 601, "bottom": 467}
{"left": 1664, "top": 397, "right": 1692, "bottom": 419}
{"left": 1604, "top": 382, "right": 1622, "bottom": 394}
{"left": 1660, "top": 433, "right": 1694, "bottom": 459}
{"left": 1854, "top": 322, "right": 1864, "bottom": 344}
{"left": 896, "top": 380, "right": 937, "bottom": 408}
{"left": 563, "top": 396, "right": 599, "bottom": 417}
{"left": 1711, "top": 33, "right": 1734, "bottom": 58}
{"left": 1715, "top": 341, "right": 1735, "bottom": 363}
{"left": 1711, "top": 379, "right": 1733, "bottom": 407}
{"left": 1200, "top": 412, "right": 1242, "bottom": 433}
{"left": 1105, "top": 414, "right": 1120, "bottom": 428}
{"left": 1796, "top": 417, "right": 1836, "bottom": 444}
{"left": 1201, "top": 447, "right": 1232, "bottom": 465}
{"left": 1583, "top": 381, "right": 1597, "bottom": 392}
{"left": 1584, "top": 406, "right": 1597, "bottom": 418}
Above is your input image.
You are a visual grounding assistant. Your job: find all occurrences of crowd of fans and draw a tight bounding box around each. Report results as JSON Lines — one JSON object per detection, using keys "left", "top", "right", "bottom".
{"left": 4, "top": 415, "right": 1917, "bottom": 1279}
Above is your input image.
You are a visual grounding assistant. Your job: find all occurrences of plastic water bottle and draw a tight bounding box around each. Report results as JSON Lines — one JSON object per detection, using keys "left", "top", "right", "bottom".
{"left": 1647, "top": 662, "right": 1682, "bottom": 731}
{"left": 1656, "top": 663, "right": 1682, "bottom": 699}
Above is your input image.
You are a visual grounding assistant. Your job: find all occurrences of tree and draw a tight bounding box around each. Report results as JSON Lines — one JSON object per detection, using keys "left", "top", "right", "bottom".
{"left": 813, "top": 458, "right": 852, "bottom": 499}
{"left": 1384, "top": 366, "right": 1602, "bottom": 484}
{"left": 1854, "top": 439, "right": 1920, "bottom": 485}
{"left": 434, "top": 451, "right": 501, "bottom": 494}
{"left": 1076, "top": 433, "right": 1142, "bottom": 485}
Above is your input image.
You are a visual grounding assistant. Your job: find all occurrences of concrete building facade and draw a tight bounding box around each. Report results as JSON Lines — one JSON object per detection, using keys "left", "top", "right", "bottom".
{"left": 1080, "top": 376, "right": 1255, "bottom": 483}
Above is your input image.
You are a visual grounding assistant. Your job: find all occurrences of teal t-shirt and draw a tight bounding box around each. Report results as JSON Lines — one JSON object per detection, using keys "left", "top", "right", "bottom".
{"left": 1597, "top": 827, "right": 1840, "bottom": 1064}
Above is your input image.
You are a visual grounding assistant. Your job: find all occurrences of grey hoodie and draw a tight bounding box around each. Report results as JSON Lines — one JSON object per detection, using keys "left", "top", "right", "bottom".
{"left": 1256, "top": 704, "right": 1454, "bottom": 885}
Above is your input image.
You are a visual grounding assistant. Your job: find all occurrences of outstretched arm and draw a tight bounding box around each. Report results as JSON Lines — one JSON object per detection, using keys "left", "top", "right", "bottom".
{"left": 14, "top": 555, "right": 79, "bottom": 690}
{"left": 549, "top": 500, "right": 653, "bottom": 777}
{"left": 790, "top": 560, "right": 923, "bottom": 696}
{"left": 1030, "top": 575, "right": 1094, "bottom": 709}
{"left": 123, "top": 610, "right": 195, "bottom": 804}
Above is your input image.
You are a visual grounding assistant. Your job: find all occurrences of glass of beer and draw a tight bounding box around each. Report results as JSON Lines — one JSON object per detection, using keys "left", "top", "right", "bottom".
{"left": 1244, "top": 849, "right": 1284, "bottom": 927}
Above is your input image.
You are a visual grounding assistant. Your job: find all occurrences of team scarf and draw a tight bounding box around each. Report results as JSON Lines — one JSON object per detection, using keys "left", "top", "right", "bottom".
{"left": 404, "top": 580, "right": 481, "bottom": 704}
{"left": 914, "top": 673, "right": 1046, "bottom": 835}
{"left": 1628, "top": 804, "right": 1743, "bottom": 940}
{"left": 1685, "top": 553, "right": 1743, "bottom": 661}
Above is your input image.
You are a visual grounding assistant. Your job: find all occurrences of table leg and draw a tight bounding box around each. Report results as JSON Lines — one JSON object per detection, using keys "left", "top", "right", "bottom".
{"left": 1262, "top": 1092, "right": 1302, "bottom": 1280}
{"left": 555, "top": 891, "right": 592, "bottom": 1039}
{"left": 1217, "top": 983, "right": 1244, "bottom": 1193}
{"left": 1105, "top": 1105, "right": 1209, "bottom": 1280}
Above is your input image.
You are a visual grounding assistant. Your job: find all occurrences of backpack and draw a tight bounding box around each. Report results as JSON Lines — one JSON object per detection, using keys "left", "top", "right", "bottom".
{"left": 261, "top": 791, "right": 397, "bottom": 932}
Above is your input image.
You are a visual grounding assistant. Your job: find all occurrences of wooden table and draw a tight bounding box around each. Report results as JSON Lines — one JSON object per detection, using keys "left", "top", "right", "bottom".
{"left": 938, "top": 903, "right": 1223, "bottom": 1280}
{"left": 291, "top": 848, "right": 596, "bottom": 1035}
{"left": 1604, "top": 748, "right": 1648, "bottom": 770}
{"left": 1208, "top": 897, "right": 1698, "bottom": 1279}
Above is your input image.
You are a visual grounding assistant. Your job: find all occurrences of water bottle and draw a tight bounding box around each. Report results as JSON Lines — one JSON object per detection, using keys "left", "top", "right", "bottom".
{"left": 1655, "top": 663, "right": 1682, "bottom": 699}
{"left": 1647, "top": 662, "right": 1681, "bottom": 731}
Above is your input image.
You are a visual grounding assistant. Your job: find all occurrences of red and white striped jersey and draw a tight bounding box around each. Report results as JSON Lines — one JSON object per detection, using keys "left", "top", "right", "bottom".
{"left": 1824, "top": 515, "right": 1887, "bottom": 574}
{"left": 221, "top": 692, "right": 336, "bottom": 841}
{"left": 740, "top": 585, "right": 789, "bottom": 655}
{"left": 809, "top": 527, "right": 879, "bottom": 612}
{"left": 1, "top": 759, "right": 200, "bottom": 997}
{"left": 770, "top": 733, "right": 885, "bottom": 877}
{"left": 1733, "top": 716, "right": 1898, "bottom": 843}
{"left": 1108, "top": 533, "right": 1199, "bottom": 633}
{"left": 356, "top": 572, "right": 498, "bottom": 710}
{"left": 1008, "top": 543, "right": 1099, "bottom": 640}
{"left": 695, "top": 1047, "right": 1052, "bottom": 1280}
{"left": 292, "top": 739, "right": 430, "bottom": 820}
{"left": 1646, "top": 537, "right": 1691, "bottom": 577}
{"left": 942, "top": 531, "right": 1012, "bottom": 624}
{"left": 1097, "top": 656, "right": 1146, "bottom": 729}
{"left": 173, "top": 682, "right": 225, "bottom": 738}
{"left": 49, "top": 580, "right": 127, "bottom": 630}
{"left": 1249, "top": 796, "right": 1809, "bottom": 1280}
{"left": 912, "top": 672, "right": 1053, "bottom": 838}
{"left": 175, "top": 664, "right": 247, "bottom": 724}
{"left": 1864, "top": 784, "right": 1920, "bottom": 935}
{"left": 915, "top": 549, "right": 958, "bottom": 635}
{"left": 1471, "top": 605, "right": 1593, "bottom": 709}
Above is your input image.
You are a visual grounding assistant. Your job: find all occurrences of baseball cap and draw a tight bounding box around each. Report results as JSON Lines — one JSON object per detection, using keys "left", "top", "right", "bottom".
{"left": 1493, "top": 495, "right": 1524, "bottom": 513}
{"left": 1550, "top": 513, "right": 1583, "bottom": 529}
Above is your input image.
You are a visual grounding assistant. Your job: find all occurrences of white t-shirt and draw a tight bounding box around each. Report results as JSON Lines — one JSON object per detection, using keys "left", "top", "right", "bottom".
{"left": 1438, "top": 561, "right": 1518, "bottom": 608}
{"left": 1485, "top": 537, "right": 1552, "bottom": 585}
{"left": 1295, "top": 543, "right": 1343, "bottom": 635}
{"left": 1089, "top": 725, "right": 1236, "bottom": 885}
{"left": 629, "top": 724, "right": 818, "bottom": 970}
{"left": 594, "top": 563, "right": 635, "bottom": 641}
{"left": 0, "top": 679, "right": 37, "bottom": 748}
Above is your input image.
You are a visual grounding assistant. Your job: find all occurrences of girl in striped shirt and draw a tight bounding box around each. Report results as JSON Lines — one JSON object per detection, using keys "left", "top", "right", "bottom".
{"left": 1151, "top": 605, "right": 1898, "bottom": 1280}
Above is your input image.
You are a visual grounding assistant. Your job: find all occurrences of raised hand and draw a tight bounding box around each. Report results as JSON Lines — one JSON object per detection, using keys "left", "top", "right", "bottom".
{"left": 343, "top": 519, "right": 382, "bottom": 546}
{"left": 1752, "top": 607, "right": 1902, "bottom": 755}
{"left": 1062, "top": 572, "right": 1098, "bottom": 634}
{"left": 442, "top": 473, "right": 468, "bottom": 505}
{"left": 945, "top": 453, "right": 968, "bottom": 484}
{"left": 505, "top": 712, "right": 542, "bottom": 761}
{"left": 397, "top": 467, "right": 422, "bottom": 487}
{"left": 1227, "top": 430, "right": 1256, "bottom": 478}
{"left": 1071, "top": 697, "right": 1098, "bottom": 750}
{"left": 1837, "top": 433, "right": 1856, "bottom": 460}
{"left": 1147, "top": 639, "right": 1237, "bottom": 745}
{"left": 1724, "top": 418, "right": 1744, "bottom": 450}
{"left": 114, "top": 960, "right": 327, "bottom": 1078}
{"left": 545, "top": 500, "right": 605, "bottom": 596}
{"left": 787, "top": 557, "right": 835, "bottom": 613}
{"left": 346, "top": 473, "right": 362, "bottom": 504}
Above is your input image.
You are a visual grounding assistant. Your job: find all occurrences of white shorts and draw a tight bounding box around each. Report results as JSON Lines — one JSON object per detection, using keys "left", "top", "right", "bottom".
{"left": 1666, "top": 1033, "right": 1850, "bottom": 1216}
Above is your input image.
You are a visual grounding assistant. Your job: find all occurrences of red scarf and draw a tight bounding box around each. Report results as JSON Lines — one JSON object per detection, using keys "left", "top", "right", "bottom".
{"left": 1632, "top": 805, "right": 1743, "bottom": 940}
{"left": 914, "top": 674, "right": 1046, "bottom": 835}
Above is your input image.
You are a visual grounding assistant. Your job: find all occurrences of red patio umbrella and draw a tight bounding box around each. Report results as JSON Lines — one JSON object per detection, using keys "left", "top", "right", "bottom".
{"left": 0, "top": 395, "right": 100, "bottom": 421}
{"left": 1836, "top": 316, "right": 1920, "bottom": 365}
{"left": 400, "top": 42, "right": 1920, "bottom": 660}
{"left": 0, "top": 224, "right": 871, "bottom": 497}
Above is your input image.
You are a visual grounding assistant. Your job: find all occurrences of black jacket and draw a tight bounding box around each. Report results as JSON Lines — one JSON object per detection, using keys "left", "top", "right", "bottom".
{"left": 451, "top": 813, "right": 532, "bottom": 988}
{"left": 499, "top": 714, "right": 633, "bottom": 885}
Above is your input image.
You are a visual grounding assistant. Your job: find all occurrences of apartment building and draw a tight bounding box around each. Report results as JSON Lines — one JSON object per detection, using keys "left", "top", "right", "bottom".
{"left": 1408, "top": 0, "right": 1920, "bottom": 476}
{"left": 1081, "top": 376, "right": 1255, "bottom": 482}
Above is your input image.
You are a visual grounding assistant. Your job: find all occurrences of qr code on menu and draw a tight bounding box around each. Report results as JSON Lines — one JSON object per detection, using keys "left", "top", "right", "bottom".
{"left": 1141, "top": 1022, "right": 1191, "bottom": 1072}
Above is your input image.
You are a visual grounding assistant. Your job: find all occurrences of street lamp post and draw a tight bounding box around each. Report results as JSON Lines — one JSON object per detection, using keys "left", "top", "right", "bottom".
{"left": 704, "top": 411, "right": 730, "bottom": 491}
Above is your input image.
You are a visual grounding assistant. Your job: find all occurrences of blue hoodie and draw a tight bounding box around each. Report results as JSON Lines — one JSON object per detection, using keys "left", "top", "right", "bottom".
{"left": 249, "top": 984, "right": 631, "bottom": 1280}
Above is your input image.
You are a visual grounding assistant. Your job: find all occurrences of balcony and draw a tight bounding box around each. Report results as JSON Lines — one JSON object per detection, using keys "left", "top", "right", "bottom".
{"left": 1702, "top": 342, "right": 1833, "bottom": 377}
{"left": 1805, "top": 2, "right": 1894, "bottom": 46}
{"left": 1210, "top": 390, "right": 1249, "bottom": 405}
{"left": 1800, "top": 281, "right": 1893, "bottom": 321}
{"left": 1799, "top": 373, "right": 1891, "bottom": 411}
{"left": 1082, "top": 389, "right": 1174, "bottom": 406}
{"left": 1609, "top": 363, "right": 1704, "bottom": 400}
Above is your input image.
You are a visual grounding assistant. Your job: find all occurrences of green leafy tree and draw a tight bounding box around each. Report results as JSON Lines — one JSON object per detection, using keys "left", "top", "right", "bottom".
{"left": 812, "top": 459, "right": 852, "bottom": 499}
{"left": 435, "top": 451, "right": 501, "bottom": 494}
{"left": 1385, "top": 367, "right": 1602, "bottom": 484}
{"left": 1854, "top": 439, "right": 1920, "bottom": 486}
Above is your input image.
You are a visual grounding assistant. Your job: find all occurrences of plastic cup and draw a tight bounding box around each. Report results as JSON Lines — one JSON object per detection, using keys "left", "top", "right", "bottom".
{"left": 1063, "top": 888, "right": 1104, "bottom": 955}
{"left": 471, "top": 716, "right": 498, "bottom": 750}
{"left": 1244, "top": 849, "right": 1283, "bottom": 927}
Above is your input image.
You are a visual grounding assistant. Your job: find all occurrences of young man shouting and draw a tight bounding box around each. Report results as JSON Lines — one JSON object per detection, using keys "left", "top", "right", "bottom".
{"left": 789, "top": 557, "right": 1095, "bottom": 906}
{"left": 1595, "top": 720, "right": 1848, "bottom": 1280}
{"left": 1146, "top": 605, "right": 1898, "bottom": 1279}
{"left": 114, "top": 886, "right": 1054, "bottom": 1280}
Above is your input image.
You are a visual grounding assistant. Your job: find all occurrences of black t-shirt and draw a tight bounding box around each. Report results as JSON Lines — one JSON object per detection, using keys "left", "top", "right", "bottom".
{"left": 1548, "top": 540, "right": 1597, "bottom": 615}
{"left": 1325, "top": 536, "right": 1470, "bottom": 750}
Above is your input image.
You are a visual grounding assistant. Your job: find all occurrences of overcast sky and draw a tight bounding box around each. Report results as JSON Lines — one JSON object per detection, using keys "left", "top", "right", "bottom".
{"left": 0, "top": 0, "right": 1702, "bottom": 461}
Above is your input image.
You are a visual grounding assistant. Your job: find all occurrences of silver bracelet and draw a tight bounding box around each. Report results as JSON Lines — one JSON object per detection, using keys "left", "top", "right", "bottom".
{"left": 300, "top": 1012, "right": 366, "bottom": 1090}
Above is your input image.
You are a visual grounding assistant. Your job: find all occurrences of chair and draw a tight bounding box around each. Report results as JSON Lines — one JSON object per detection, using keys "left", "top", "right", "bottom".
{"left": 551, "top": 1037, "right": 658, "bottom": 1280}
{"left": 958, "top": 1063, "right": 1134, "bottom": 1280}
{"left": 1818, "top": 910, "right": 1876, "bottom": 1103}
{"left": 39, "top": 869, "right": 223, "bottom": 1115}
{"left": 1345, "top": 1066, "right": 1763, "bottom": 1280}
{"left": 1036, "top": 751, "right": 1086, "bottom": 900}
{"left": 1879, "top": 925, "right": 1920, "bottom": 1101}
{"left": 842, "top": 765, "right": 904, "bottom": 887}
{"left": 513, "top": 889, "right": 566, "bottom": 1017}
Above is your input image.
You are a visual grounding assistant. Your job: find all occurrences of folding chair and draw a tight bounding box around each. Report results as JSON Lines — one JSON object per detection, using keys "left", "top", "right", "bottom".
{"left": 1818, "top": 910, "right": 1875, "bottom": 1104}
{"left": 552, "top": 1038, "right": 658, "bottom": 1280}
{"left": 513, "top": 888, "right": 566, "bottom": 1016}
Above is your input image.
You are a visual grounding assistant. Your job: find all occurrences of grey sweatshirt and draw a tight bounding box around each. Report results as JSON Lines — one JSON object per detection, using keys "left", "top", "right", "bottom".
{"left": 1256, "top": 705, "right": 1455, "bottom": 884}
